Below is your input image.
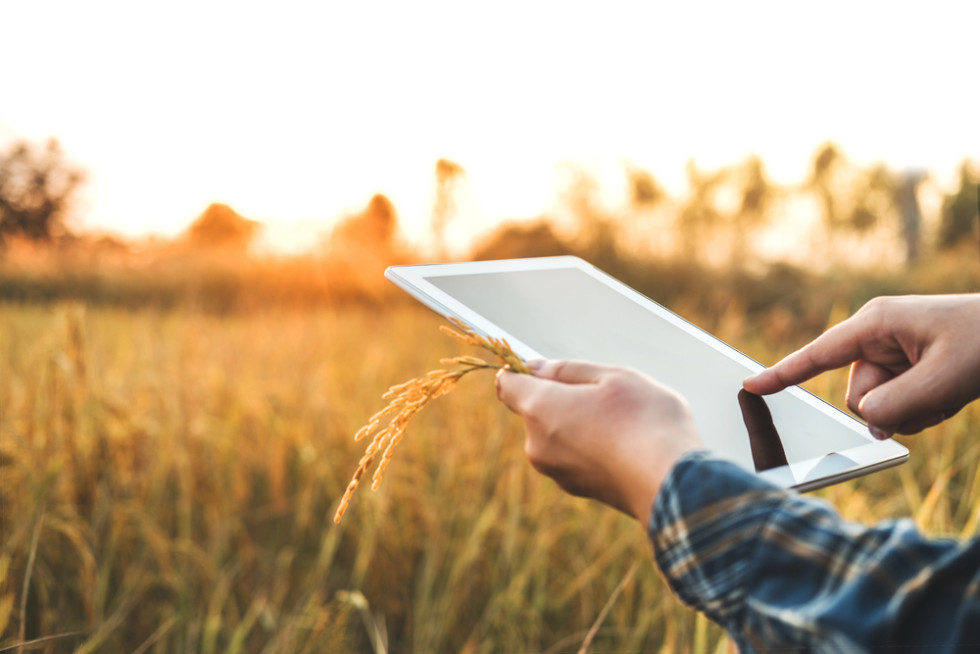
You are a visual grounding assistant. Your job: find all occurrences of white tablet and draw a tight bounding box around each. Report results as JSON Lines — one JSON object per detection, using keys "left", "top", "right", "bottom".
{"left": 386, "top": 256, "right": 908, "bottom": 491}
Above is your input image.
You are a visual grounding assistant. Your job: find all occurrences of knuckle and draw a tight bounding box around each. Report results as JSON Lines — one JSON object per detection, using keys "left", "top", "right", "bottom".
{"left": 860, "top": 295, "right": 893, "bottom": 319}
{"left": 606, "top": 367, "right": 643, "bottom": 391}
{"left": 611, "top": 367, "right": 640, "bottom": 385}
{"left": 597, "top": 375, "right": 634, "bottom": 407}
{"left": 600, "top": 372, "right": 627, "bottom": 394}
{"left": 853, "top": 296, "right": 899, "bottom": 337}
{"left": 518, "top": 392, "right": 547, "bottom": 418}
{"left": 549, "top": 360, "right": 569, "bottom": 378}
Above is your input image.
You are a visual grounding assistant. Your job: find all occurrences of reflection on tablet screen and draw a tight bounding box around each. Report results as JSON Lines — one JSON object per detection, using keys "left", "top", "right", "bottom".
{"left": 426, "top": 267, "right": 872, "bottom": 473}
{"left": 737, "top": 390, "right": 788, "bottom": 472}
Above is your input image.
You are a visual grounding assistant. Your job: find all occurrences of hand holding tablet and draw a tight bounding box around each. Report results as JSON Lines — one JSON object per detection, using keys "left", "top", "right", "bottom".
{"left": 494, "top": 359, "right": 702, "bottom": 527}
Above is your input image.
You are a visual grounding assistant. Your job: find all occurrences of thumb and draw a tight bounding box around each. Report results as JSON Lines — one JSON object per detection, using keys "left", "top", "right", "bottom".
{"left": 495, "top": 359, "right": 611, "bottom": 415}
{"left": 495, "top": 366, "right": 551, "bottom": 415}
{"left": 532, "top": 359, "right": 614, "bottom": 384}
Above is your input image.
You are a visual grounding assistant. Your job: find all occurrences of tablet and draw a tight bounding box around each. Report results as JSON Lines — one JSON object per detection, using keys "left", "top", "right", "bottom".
{"left": 386, "top": 256, "right": 908, "bottom": 491}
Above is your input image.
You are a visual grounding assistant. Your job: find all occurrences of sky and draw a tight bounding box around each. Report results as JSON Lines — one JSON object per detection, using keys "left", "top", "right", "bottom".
{"left": 2, "top": 0, "right": 977, "bottom": 254}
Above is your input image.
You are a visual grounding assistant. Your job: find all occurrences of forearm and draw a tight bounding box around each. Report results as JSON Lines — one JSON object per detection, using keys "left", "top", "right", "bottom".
{"left": 649, "top": 451, "right": 980, "bottom": 652}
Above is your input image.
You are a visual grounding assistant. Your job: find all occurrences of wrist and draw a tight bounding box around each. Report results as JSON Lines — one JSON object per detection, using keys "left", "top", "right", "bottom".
{"left": 632, "top": 445, "right": 700, "bottom": 529}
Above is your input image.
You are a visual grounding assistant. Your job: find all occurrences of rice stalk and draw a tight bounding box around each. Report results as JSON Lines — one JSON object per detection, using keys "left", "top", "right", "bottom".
{"left": 333, "top": 319, "right": 529, "bottom": 523}
{"left": 577, "top": 560, "right": 639, "bottom": 654}
{"left": 18, "top": 509, "right": 43, "bottom": 652}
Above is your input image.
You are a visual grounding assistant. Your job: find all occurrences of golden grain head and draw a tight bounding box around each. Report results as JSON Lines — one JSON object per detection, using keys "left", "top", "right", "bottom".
{"left": 333, "top": 319, "right": 529, "bottom": 523}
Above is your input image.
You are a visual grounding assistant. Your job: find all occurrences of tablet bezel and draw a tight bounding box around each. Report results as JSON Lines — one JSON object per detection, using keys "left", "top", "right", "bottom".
{"left": 386, "top": 255, "right": 909, "bottom": 491}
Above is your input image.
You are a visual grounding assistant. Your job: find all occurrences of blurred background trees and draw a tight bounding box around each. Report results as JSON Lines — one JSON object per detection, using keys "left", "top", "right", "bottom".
{"left": 0, "top": 135, "right": 975, "bottom": 312}
{"left": 0, "top": 139, "right": 84, "bottom": 243}
{"left": 185, "top": 203, "right": 260, "bottom": 251}
{"left": 939, "top": 162, "right": 979, "bottom": 251}
{"left": 432, "top": 158, "right": 466, "bottom": 259}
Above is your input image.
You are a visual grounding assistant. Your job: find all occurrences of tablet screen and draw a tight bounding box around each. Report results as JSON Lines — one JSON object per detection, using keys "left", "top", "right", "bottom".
{"left": 424, "top": 267, "right": 870, "bottom": 477}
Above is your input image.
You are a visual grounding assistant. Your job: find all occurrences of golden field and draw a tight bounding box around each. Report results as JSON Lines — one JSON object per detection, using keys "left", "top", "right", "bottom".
{"left": 1, "top": 286, "right": 979, "bottom": 652}
{"left": 1, "top": 40, "right": 977, "bottom": 653}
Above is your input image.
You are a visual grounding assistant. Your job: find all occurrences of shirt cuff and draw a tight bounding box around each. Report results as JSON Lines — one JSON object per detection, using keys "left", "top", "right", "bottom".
{"left": 648, "top": 449, "right": 788, "bottom": 628}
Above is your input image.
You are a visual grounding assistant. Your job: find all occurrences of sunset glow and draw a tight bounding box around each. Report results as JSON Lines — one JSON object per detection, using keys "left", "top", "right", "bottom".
{"left": 2, "top": 0, "right": 977, "bottom": 253}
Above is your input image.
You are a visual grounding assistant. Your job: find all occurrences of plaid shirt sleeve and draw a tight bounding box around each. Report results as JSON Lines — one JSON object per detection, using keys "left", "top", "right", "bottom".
{"left": 648, "top": 450, "right": 980, "bottom": 653}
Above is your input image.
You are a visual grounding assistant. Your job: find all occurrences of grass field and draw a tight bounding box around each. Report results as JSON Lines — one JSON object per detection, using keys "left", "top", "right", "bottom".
{"left": 1, "top": 296, "right": 978, "bottom": 652}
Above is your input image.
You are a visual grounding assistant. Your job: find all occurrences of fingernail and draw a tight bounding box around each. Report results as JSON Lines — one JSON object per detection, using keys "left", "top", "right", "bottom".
{"left": 526, "top": 359, "right": 546, "bottom": 374}
{"left": 869, "top": 426, "right": 892, "bottom": 441}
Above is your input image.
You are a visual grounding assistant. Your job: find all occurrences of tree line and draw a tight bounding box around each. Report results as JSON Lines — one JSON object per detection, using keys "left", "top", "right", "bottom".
{"left": 1, "top": 138, "right": 976, "bottom": 271}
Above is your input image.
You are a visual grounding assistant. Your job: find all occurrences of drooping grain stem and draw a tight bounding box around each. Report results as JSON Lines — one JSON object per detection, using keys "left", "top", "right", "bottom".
{"left": 333, "top": 319, "right": 529, "bottom": 523}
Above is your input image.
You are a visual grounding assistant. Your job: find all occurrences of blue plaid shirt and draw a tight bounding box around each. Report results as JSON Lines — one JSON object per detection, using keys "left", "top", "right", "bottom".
{"left": 649, "top": 450, "right": 980, "bottom": 653}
